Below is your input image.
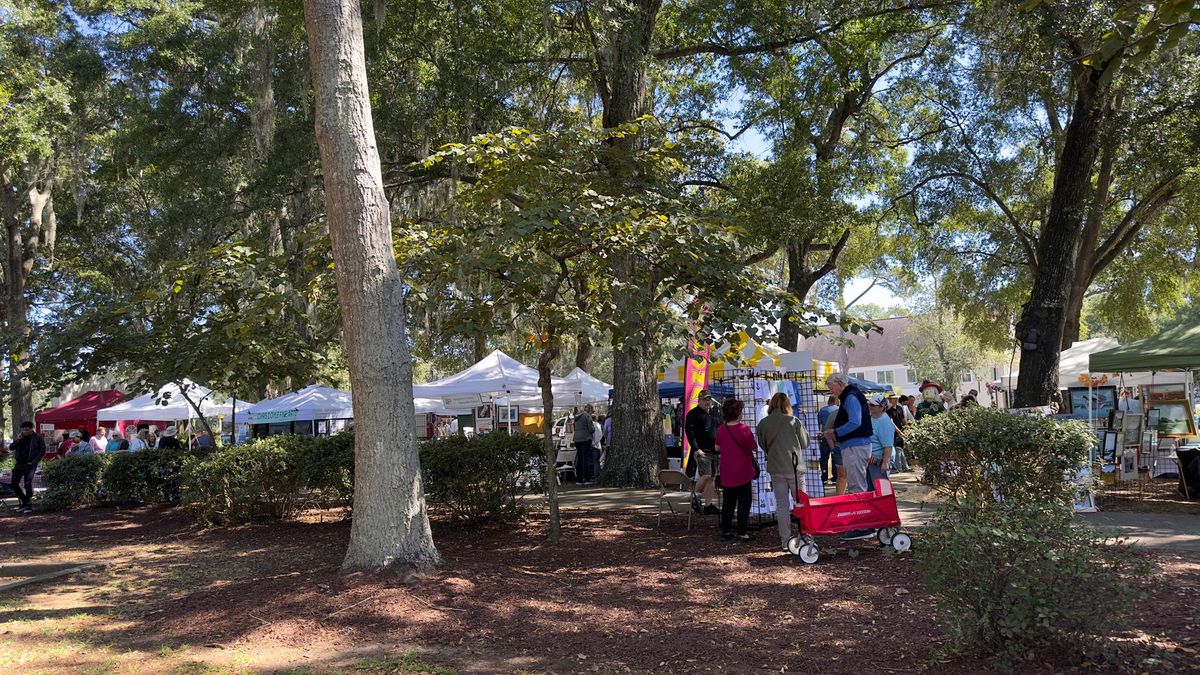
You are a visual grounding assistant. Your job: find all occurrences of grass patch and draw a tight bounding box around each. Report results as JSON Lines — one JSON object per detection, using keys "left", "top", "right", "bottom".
{"left": 159, "top": 643, "right": 192, "bottom": 658}
{"left": 352, "top": 652, "right": 455, "bottom": 674}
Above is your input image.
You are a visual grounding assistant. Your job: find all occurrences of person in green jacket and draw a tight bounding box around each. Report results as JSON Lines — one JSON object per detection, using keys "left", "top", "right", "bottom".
{"left": 757, "top": 392, "right": 810, "bottom": 552}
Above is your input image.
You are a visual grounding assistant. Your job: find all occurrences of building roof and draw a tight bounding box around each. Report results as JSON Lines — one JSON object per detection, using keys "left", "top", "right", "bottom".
{"left": 797, "top": 316, "right": 912, "bottom": 368}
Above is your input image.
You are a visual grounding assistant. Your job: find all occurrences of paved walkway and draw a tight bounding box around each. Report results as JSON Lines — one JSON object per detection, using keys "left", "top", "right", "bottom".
{"left": 550, "top": 473, "right": 1200, "bottom": 553}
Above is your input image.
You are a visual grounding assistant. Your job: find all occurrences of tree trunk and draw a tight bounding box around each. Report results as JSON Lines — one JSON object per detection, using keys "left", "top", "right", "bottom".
{"left": 574, "top": 333, "right": 593, "bottom": 371}
{"left": 778, "top": 241, "right": 813, "bottom": 351}
{"left": 1014, "top": 65, "right": 1108, "bottom": 407}
{"left": 2, "top": 167, "right": 45, "bottom": 435}
{"left": 473, "top": 332, "right": 488, "bottom": 362}
{"left": 597, "top": 0, "right": 663, "bottom": 488}
{"left": 605, "top": 333, "right": 659, "bottom": 487}
{"left": 303, "top": 0, "right": 439, "bottom": 570}
{"left": 537, "top": 335, "right": 562, "bottom": 541}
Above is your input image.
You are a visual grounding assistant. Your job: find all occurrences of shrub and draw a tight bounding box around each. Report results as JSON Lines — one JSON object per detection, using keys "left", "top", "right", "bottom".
{"left": 292, "top": 431, "right": 355, "bottom": 506}
{"left": 918, "top": 499, "right": 1149, "bottom": 665}
{"left": 419, "top": 432, "right": 545, "bottom": 523}
{"left": 905, "top": 406, "right": 1094, "bottom": 507}
{"left": 101, "top": 450, "right": 188, "bottom": 504}
{"left": 41, "top": 454, "right": 108, "bottom": 510}
{"left": 180, "top": 439, "right": 302, "bottom": 525}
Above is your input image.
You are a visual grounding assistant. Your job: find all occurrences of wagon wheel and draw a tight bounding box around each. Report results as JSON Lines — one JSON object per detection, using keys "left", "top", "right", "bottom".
{"left": 798, "top": 543, "right": 820, "bottom": 564}
{"left": 891, "top": 532, "right": 912, "bottom": 552}
{"left": 786, "top": 535, "right": 803, "bottom": 556}
{"left": 877, "top": 527, "right": 899, "bottom": 546}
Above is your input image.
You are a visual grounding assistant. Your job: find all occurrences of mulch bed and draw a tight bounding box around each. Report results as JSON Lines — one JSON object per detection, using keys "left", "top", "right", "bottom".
{"left": 2, "top": 505, "right": 1198, "bottom": 673}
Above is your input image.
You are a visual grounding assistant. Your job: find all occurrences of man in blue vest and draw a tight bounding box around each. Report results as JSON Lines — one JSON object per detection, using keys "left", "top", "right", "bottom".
{"left": 823, "top": 373, "right": 874, "bottom": 540}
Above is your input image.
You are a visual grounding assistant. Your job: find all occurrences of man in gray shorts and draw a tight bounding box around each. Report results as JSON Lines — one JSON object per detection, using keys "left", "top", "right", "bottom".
{"left": 823, "top": 373, "right": 875, "bottom": 540}
{"left": 685, "top": 390, "right": 720, "bottom": 515}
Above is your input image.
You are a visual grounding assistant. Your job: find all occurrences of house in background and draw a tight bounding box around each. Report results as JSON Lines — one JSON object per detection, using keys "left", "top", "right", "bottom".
{"left": 797, "top": 316, "right": 1012, "bottom": 406}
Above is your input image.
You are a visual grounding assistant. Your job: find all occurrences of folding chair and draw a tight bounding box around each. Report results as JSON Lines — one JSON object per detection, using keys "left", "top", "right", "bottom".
{"left": 657, "top": 469, "right": 694, "bottom": 529}
{"left": 555, "top": 449, "right": 577, "bottom": 485}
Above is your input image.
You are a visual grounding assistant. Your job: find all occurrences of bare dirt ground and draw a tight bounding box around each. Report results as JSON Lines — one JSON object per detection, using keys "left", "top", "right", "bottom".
{"left": 1, "top": 504, "right": 1197, "bottom": 674}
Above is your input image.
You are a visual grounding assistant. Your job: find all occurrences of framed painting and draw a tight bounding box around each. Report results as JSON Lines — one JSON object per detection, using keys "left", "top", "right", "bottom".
{"left": 1142, "top": 383, "right": 1188, "bottom": 404}
{"left": 1068, "top": 386, "right": 1117, "bottom": 419}
{"left": 1151, "top": 401, "right": 1196, "bottom": 437}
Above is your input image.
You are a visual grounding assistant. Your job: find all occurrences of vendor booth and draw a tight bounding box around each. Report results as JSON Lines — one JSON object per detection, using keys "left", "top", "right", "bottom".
{"left": 1088, "top": 323, "right": 1200, "bottom": 502}
{"left": 96, "top": 379, "right": 250, "bottom": 438}
{"left": 35, "top": 390, "right": 124, "bottom": 442}
{"left": 413, "top": 350, "right": 566, "bottom": 434}
{"left": 245, "top": 384, "right": 354, "bottom": 438}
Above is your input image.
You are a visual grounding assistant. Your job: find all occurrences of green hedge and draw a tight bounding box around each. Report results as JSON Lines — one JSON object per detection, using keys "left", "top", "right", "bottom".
{"left": 38, "top": 431, "right": 545, "bottom": 527}
{"left": 905, "top": 406, "right": 1094, "bottom": 507}
{"left": 101, "top": 449, "right": 189, "bottom": 505}
{"left": 41, "top": 454, "right": 109, "bottom": 510}
{"left": 419, "top": 432, "right": 545, "bottom": 523}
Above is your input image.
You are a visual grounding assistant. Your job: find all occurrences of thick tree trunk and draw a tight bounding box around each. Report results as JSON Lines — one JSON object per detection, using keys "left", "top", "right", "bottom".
{"left": 1014, "top": 66, "right": 1108, "bottom": 407}
{"left": 303, "top": 0, "right": 439, "bottom": 570}
{"left": 605, "top": 333, "right": 659, "bottom": 487}
{"left": 473, "top": 332, "right": 487, "bottom": 363}
{"left": 537, "top": 337, "right": 562, "bottom": 541}
{"left": 2, "top": 168, "right": 45, "bottom": 435}
{"left": 597, "top": 0, "right": 663, "bottom": 487}
{"left": 779, "top": 241, "right": 821, "bottom": 351}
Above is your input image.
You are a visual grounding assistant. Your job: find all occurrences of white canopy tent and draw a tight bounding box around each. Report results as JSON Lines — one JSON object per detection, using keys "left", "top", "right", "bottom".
{"left": 1003, "top": 338, "right": 1189, "bottom": 390}
{"left": 414, "top": 398, "right": 472, "bottom": 416}
{"left": 510, "top": 367, "right": 612, "bottom": 408}
{"left": 412, "top": 350, "right": 565, "bottom": 408}
{"left": 244, "top": 384, "right": 354, "bottom": 424}
{"left": 97, "top": 379, "right": 251, "bottom": 422}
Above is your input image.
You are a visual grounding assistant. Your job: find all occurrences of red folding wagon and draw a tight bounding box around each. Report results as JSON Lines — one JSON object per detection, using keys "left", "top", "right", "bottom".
{"left": 786, "top": 478, "right": 912, "bottom": 564}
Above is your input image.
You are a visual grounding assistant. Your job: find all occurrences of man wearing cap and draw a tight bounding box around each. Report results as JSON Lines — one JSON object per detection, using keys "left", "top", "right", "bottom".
{"left": 867, "top": 395, "right": 896, "bottom": 488}
{"left": 824, "top": 373, "right": 874, "bottom": 539}
{"left": 67, "top": 430, "right": 93, "bottom": 456}
{"left": 684, "top": 390, "right": 720, "bottom": 515}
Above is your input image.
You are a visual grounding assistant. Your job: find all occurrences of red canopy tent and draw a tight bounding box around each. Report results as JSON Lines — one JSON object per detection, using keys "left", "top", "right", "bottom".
{"left": 35, "top": 390, "right": 125, "bottom": 439}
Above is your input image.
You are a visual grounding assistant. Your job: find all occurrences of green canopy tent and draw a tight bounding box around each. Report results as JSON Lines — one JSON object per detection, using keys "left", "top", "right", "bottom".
{"left": 1089, "top": 322, "right": 1200, "bottom": 372}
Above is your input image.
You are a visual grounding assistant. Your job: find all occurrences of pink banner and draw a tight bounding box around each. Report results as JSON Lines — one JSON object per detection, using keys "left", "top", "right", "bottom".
{"left": 681, "top": 339, "right": 710, "bottom": 467}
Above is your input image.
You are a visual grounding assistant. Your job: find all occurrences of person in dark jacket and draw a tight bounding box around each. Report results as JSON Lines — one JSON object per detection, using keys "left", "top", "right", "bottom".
{"left": 157, "top": 425, "right": 184, "bottom": 450}
{"left": 10, "top": 421, "right": 46, "bottom": 511}
{"left": 684, "top": 390, "right": 720, "bottom": 514}
{"left": 823, "top": 373, "right": 874, "bottom": 540}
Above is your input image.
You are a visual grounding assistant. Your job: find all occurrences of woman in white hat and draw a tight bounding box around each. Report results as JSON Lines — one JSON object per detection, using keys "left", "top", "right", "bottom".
{"left": 157, "top": 425, "right": 183, "bottom": 450}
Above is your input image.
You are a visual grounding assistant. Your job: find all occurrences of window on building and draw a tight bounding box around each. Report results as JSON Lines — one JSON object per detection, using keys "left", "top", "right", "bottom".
{"left": 906, "top": 368, "right": 918, "bottom": 384}
{"left": 961, "top": 371, "right": 974, "bottom": 383}
{"left": 849, "top": 371, "right": 865, "bottom": 381}
{"left": 991, "top": 367, "right": 999, "bottom": 381}
{"left": 875, "top": 370, "right": 895, "bottom": 385}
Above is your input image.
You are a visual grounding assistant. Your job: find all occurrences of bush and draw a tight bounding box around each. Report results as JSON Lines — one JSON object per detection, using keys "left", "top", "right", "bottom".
{"left": 918, "top": 499, "right": 1149, "bottom": 665}
{"left": 179, "top": 432, "right": 354, "bottom": 525}
{"left": 420, "top": 432, "right": 545, "bottom": 523}
{"left": 101, "top": 450, "right": 188, "bottom": 505}
{"left": 180, "top": 439, "right": 302, "bottom": 525}
{"left": 905, "top": 406, "right": 1094, "bottom": 507}
{"left": 291, "top": 431, "right": 355, "bottom": 506}
{"left": 41, "top": 454, "right": 108, "bottom": 510}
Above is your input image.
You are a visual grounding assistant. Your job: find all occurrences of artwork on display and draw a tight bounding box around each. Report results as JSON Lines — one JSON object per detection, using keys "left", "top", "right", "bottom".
{"left": 1071, "top": 466, "right": 1097, "bottom": 513}
{"left": 474, "top": 404, "right": 494, "bottom": 433}
{"left": 499, "top": 405, "right": 519, "bottom": 425}
{"left": 1067, "top": 386, "right": 1117, "bottom": 419}
{"left": 1120, "top": 448, "right": 1138, "bottom": 481}
{"left": 1146, "top": 408, "right": 1161, "bottom": 430}
{"left": 1151, "top": 401, "right": 1196, "bottom": 437}
{"left": 1142, "top": 383, "right": 1188, "bottom": 404}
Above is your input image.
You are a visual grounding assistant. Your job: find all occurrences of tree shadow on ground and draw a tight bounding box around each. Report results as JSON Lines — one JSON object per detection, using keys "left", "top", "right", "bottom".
{"left": 1, "top": 505, "right": 1197, "bottom": 674}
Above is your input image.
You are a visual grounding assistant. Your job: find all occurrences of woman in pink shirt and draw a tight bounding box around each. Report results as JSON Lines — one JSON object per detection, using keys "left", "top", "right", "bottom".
{"left": 715, "top": 398, "right": 757, "bottom": 542}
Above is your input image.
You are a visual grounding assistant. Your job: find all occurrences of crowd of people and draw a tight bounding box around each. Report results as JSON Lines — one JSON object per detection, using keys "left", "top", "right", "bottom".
{"left": 5, "top": 423, "right": 215, "bottom": 514}
{"left": 571, "top": 404, "right": 611, "bottom": 485}
{"left": 681, "top": 373, "right": 967, "bottom": 551}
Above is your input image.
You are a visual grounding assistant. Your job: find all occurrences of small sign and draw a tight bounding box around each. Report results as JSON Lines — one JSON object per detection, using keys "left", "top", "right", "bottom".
{"left": 40, "top": 424, "right": 55, "bottom": 433}
{"left": 252, "top": 410, "right": 298, "bottom": 423}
